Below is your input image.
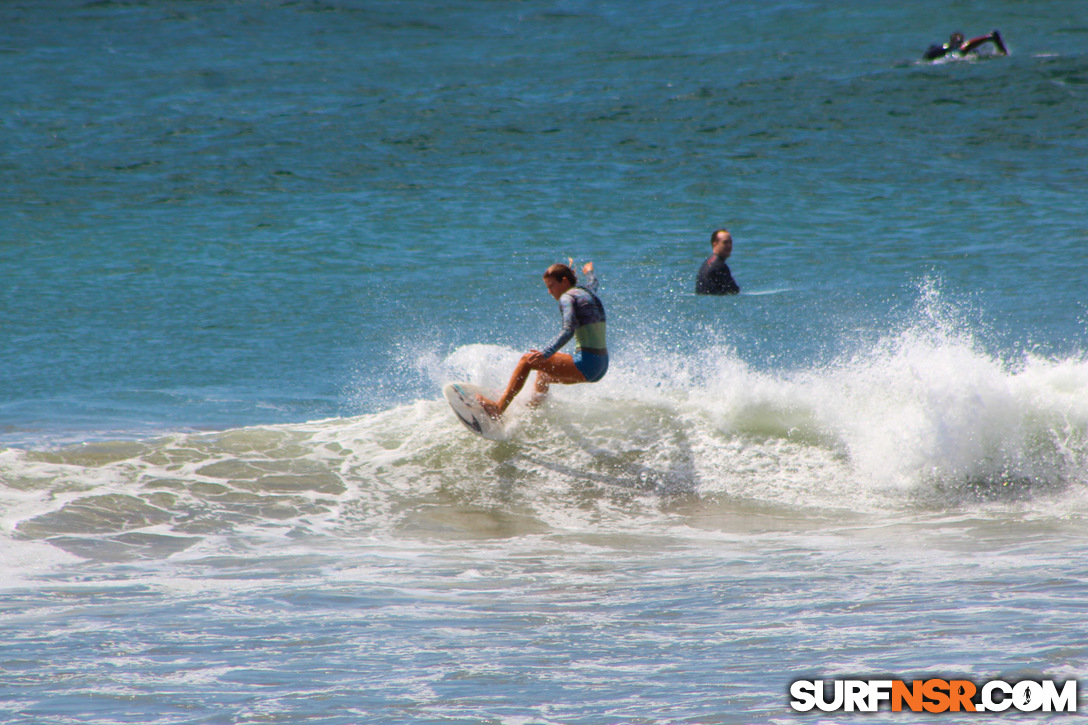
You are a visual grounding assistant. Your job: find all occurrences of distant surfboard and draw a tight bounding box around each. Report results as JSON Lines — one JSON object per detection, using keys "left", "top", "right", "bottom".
{"left": 443, "top": 382, "right": 506, "bottom": 440}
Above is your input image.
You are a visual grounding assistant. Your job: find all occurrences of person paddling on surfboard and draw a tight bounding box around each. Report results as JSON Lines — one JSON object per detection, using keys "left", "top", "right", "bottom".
{"left": 923, "top": 30, "right": 1008, "bottom": 61}
{"left": 478, "top": 261, "right": 607, "bottom": 419}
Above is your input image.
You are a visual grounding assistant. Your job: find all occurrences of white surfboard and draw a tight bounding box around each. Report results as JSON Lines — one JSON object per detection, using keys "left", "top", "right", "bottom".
{"left": 443, "top": 382, "right": 507, "bottom": 440}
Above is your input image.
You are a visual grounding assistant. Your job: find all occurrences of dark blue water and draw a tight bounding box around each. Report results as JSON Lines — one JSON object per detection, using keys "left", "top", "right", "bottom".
{"left": 4, "top": 0, "right": 1087, "bottom": 443}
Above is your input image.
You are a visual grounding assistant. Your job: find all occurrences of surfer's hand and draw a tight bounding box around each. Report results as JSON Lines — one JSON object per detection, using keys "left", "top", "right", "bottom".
{"left": 583, "top": 261, "right": 593, "bottom": 275}
{"left": 526, "top": 349, "right": 545, "bottom": 365}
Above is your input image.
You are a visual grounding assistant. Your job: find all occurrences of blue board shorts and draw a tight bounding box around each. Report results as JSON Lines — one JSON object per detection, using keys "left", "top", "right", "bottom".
{"left": 572, "top": 348, "right": 608, "bottom": 383}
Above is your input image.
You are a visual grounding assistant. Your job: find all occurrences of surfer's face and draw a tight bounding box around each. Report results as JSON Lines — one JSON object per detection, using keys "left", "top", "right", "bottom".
{"left": 544, "top": 276, "right": 572, "bottom": 300}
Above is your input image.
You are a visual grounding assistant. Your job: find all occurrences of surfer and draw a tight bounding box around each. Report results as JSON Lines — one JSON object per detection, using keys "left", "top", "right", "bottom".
{"left": 924, "top": 30, "right": 1008, "bottom": 61}
{"left": 695, "top": 229, "right": 740, "bottom": 295}
{"left": 478, "top": 261, "right": 607, "bottom": 418}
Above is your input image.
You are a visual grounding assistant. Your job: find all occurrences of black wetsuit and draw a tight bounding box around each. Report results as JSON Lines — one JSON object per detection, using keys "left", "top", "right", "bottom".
{"left": 923, "top": 43, "right": 952, "bottom": 60}
{"left": 695, "top": 256, "right": 740, "bottom": 295}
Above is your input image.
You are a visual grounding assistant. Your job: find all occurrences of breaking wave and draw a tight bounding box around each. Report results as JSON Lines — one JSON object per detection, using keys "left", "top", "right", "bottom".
{"left": 3, "top": 292, "right": 1087, "bottom": 577}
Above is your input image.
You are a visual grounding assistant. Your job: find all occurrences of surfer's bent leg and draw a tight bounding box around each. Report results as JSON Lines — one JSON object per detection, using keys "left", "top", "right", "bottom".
{"left": 531, "top": 371, "right": 555, "bottom": 407}
{"left": 531, "top": 349, "right": 608, "bottom": 404}
{"left": 528, "top": 353, "right": 586, "bottom": 407}
{"left": 480, "top": 351, "right": 587, "bottom": 417}
{"left": 479, "top": 354, "right": 533, "bottom": 418}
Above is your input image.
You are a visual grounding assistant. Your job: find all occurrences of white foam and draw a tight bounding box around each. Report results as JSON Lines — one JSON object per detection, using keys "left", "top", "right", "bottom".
{"left": 432, "top": 343, "right": 523, "bottom": 393}
{"left": 0, "top": 538, "right": 82, "bottom": 588}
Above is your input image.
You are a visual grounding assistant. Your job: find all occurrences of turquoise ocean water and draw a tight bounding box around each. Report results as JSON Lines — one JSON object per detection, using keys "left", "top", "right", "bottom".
{"left": 3, "top": 1, "right": 1088, "bottom": 722}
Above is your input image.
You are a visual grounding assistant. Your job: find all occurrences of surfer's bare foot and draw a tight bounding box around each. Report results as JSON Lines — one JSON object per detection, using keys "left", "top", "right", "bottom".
{"left": 477, "top": 395, "right": 503, "bottom": 420}
{"left": 527, "top": 392, "right": 548, "bottom": 409}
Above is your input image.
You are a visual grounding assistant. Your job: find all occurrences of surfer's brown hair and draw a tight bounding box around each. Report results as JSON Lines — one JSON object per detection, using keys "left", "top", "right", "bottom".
{"left": 543, "top": 263, "right": 577, "bottom": 286}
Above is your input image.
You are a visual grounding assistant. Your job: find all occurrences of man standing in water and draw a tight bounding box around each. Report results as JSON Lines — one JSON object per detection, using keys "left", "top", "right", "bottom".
{"left": 695, "top": 229, "right": 740, "bottom": 295}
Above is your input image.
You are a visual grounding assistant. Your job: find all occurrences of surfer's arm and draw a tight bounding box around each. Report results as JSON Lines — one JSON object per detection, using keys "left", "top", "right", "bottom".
{"left": 962, "top": 31, "right": 1007, "bottom": 55}
{"left": 568, "top": 258, "right": 599, "bottom": 294}
{"left": 539, "top": 294, "right": 577, "bottom": 358}
{"left": 582, "top": 261, "right": 599, "bottom": 294}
